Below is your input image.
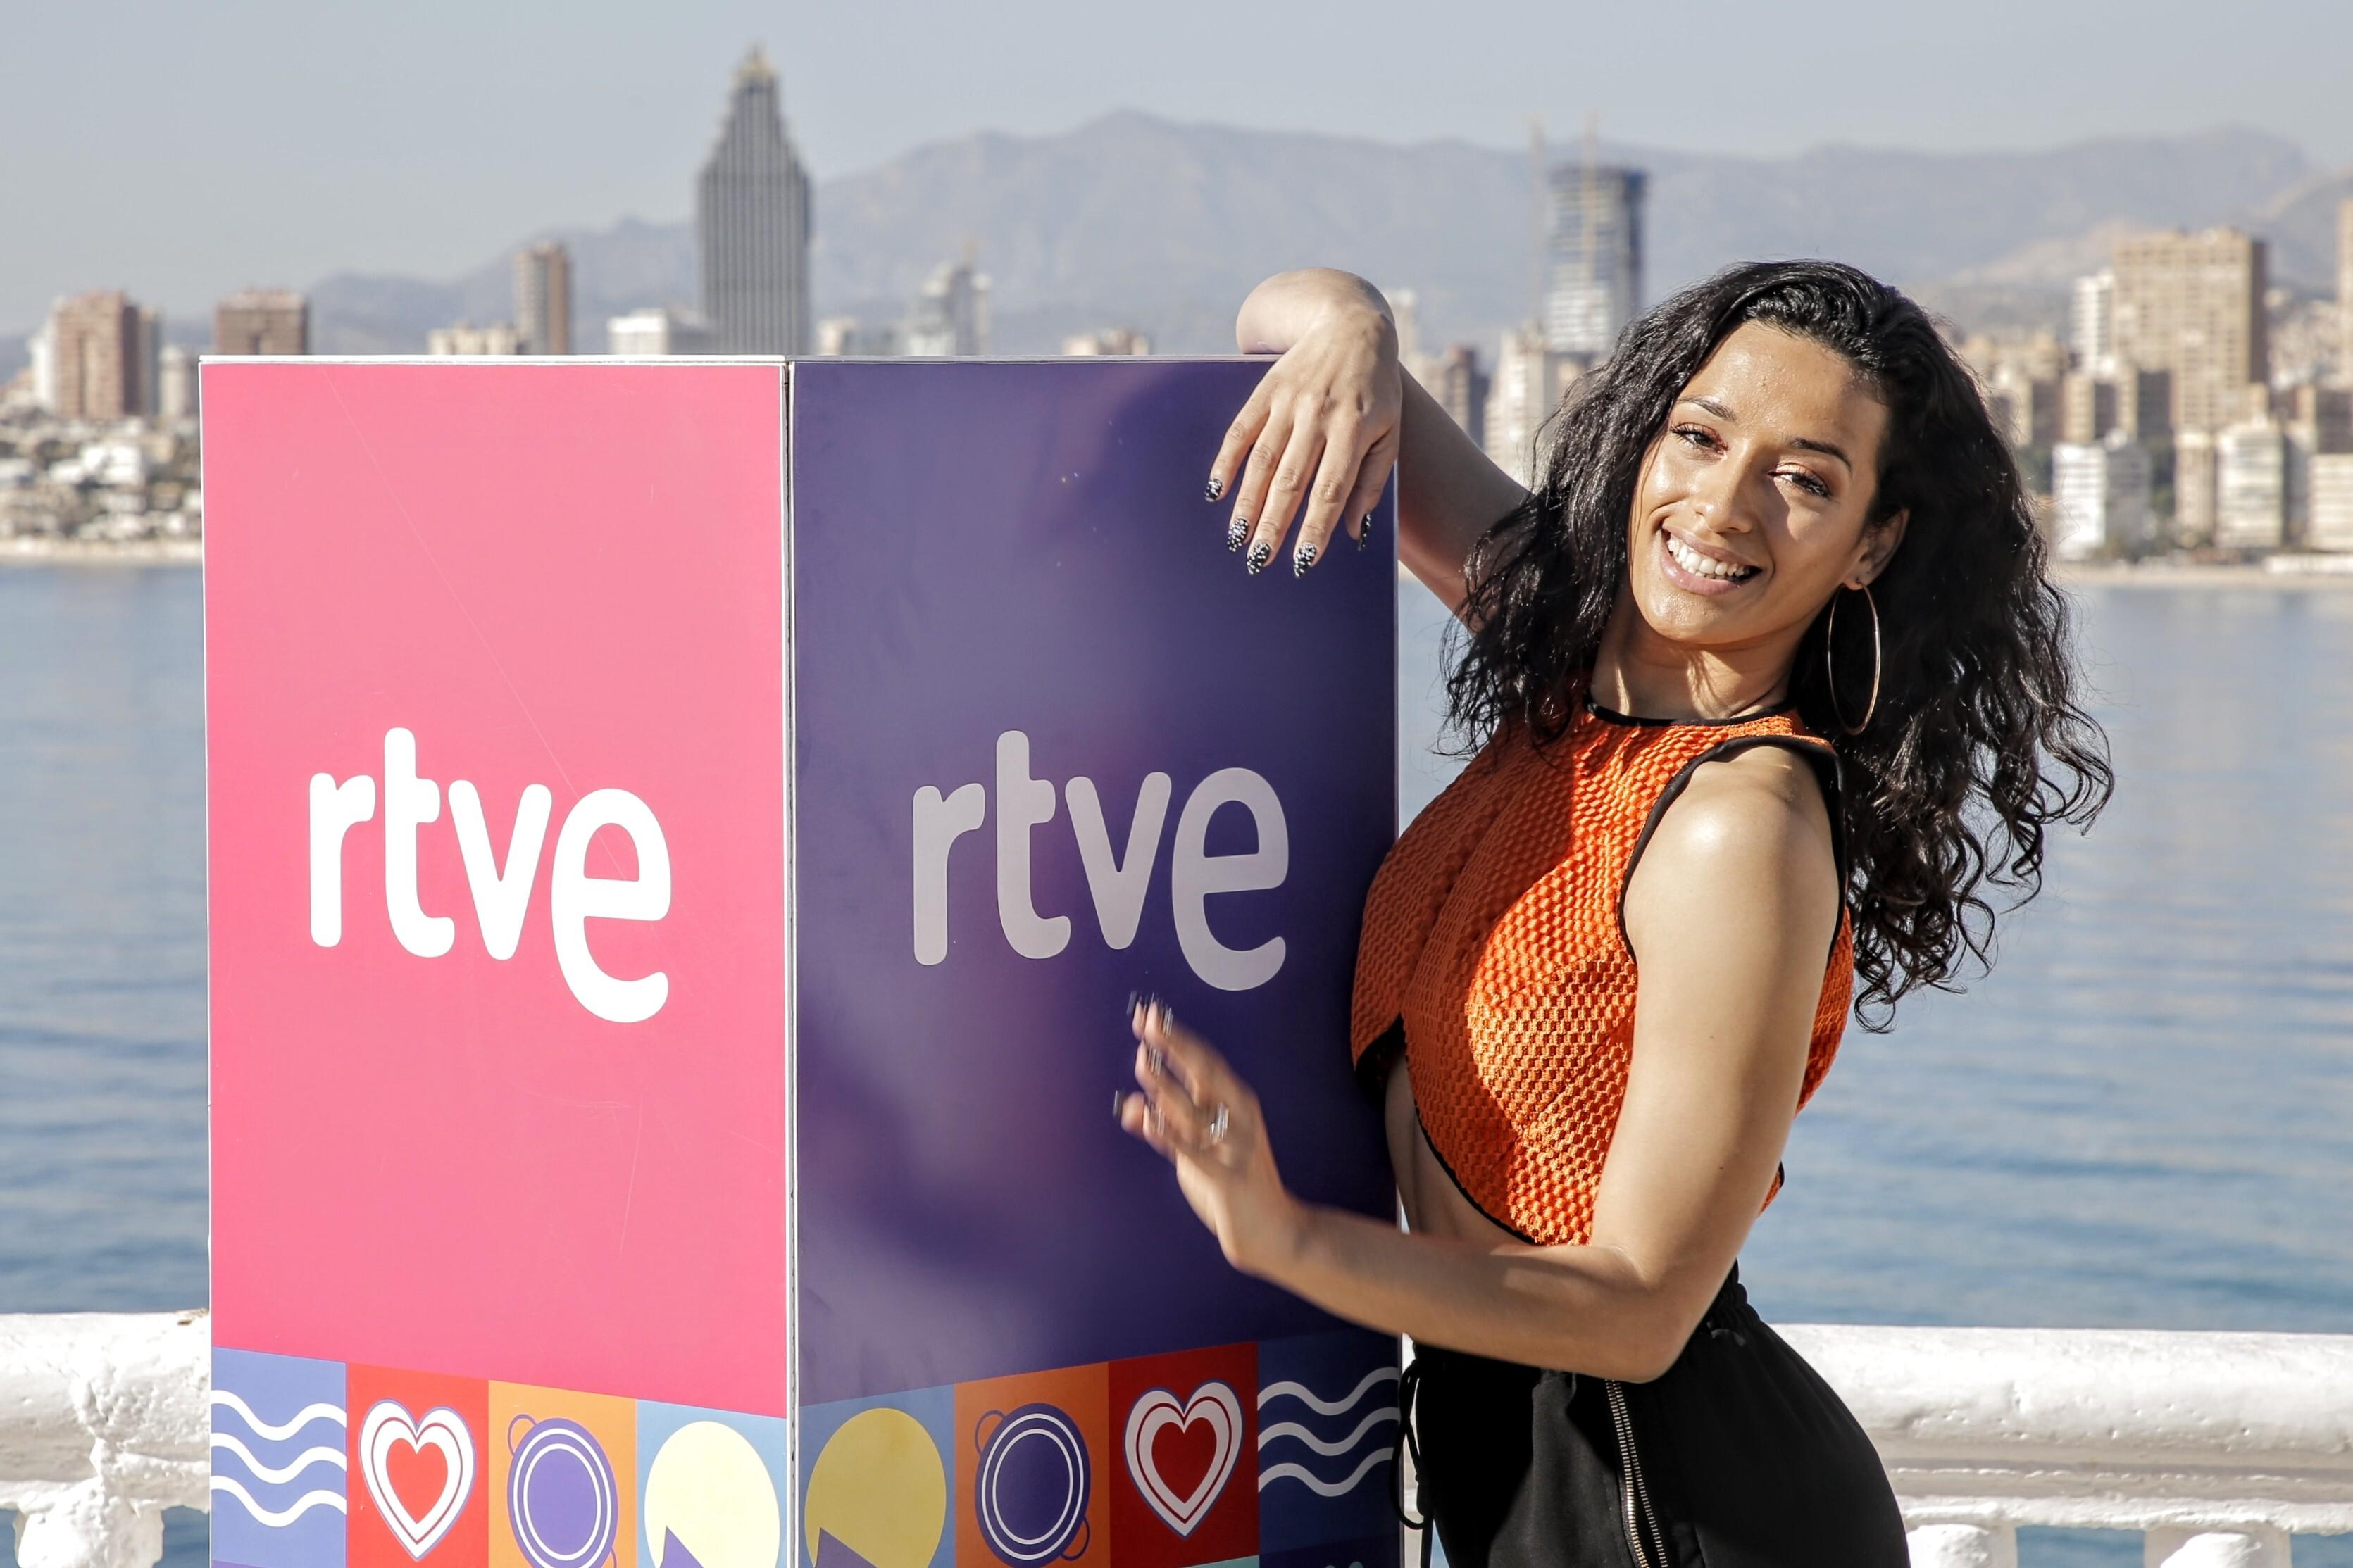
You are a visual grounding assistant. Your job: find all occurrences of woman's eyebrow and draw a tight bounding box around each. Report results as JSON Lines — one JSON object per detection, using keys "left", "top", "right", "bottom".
{"left": 1680, "top": 396, "right": 1853, "bottom": 472}
{"left": 1788, "top": 437, "right": 1852, "bottom": 471}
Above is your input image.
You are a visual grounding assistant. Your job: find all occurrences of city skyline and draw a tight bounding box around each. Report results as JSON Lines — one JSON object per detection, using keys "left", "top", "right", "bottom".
{"left": 8, "top": 0, "right": 2353, "bottom": 335}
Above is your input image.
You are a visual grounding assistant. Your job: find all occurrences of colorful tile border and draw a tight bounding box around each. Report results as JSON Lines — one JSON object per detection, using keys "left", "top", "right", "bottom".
{"left": 211, "top": 1338, "right": 1397, "bottom": 1568}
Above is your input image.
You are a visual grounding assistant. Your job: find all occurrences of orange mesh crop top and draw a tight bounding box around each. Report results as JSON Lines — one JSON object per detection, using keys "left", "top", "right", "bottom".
{"left": 1349, "top": 691, "right": 1854, "bottom": 1247}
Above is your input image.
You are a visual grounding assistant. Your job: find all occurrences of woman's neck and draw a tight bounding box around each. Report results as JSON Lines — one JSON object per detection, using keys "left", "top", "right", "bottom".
{"left": 1587, "top": 596, "right": 1799, "bottom": 722}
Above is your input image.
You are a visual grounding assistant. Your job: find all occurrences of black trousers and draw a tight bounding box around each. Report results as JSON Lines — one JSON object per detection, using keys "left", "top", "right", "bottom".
{"left": 1402, "top": 1264, "right": 1908, "bottom": 1568}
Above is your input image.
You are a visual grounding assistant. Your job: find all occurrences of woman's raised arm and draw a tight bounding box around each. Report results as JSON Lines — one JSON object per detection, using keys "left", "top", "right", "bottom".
{"left": 1209, "top": 268, "right": 1529, "bottom": 616}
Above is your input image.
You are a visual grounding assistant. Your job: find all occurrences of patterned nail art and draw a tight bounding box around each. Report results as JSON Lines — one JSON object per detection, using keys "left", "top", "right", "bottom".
{"left": 1225, "top": 517, "right": 1249, "bottom": 552}
{"left": 1294, "top": 542, "right": 1319, "bottom": 577}
{"left": 1247, "top": 541, "right": 1272, "bottom": 575}
{"left": 1358, "top": 511, "right": 1375, "bottom": 549}
{"left": 1205, "top": 477, "right": 1225, "bottom": 502}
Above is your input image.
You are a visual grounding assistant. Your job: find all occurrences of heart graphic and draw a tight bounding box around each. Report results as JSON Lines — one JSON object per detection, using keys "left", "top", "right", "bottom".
{"left": 1121, "top": 1381, "right": 1242, "bottom": 1538}
{"left": 361, "top": 1399, "right": 477, "bottom": 1560}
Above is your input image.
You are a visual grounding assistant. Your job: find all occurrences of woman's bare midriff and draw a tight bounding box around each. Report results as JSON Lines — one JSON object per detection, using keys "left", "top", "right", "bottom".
{"left": 1382, "top": 1053, "right": 1525, "bottom": 1248}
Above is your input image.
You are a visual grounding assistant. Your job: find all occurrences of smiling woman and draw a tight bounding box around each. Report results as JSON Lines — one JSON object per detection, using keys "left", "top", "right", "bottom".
{"left": 1114, "top": 260, "right": 2115, "bottom": 1567}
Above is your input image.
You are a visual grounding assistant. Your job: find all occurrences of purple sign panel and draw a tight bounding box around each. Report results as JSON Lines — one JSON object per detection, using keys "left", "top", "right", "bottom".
{"left": 789, "top": 359, "right": 1398, "bottom": 1410}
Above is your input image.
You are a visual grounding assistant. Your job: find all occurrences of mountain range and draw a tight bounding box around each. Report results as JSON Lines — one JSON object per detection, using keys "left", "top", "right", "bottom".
{"left": 10, "top": 114, "right": 2350, "bottom": 375}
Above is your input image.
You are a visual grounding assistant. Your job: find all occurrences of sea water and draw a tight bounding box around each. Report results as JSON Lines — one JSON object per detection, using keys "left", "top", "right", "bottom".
{"left": 3, "top": 565, "right": 2347, "bottom": 1566}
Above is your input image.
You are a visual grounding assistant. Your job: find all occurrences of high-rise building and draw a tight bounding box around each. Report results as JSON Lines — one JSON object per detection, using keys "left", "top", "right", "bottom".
{"left": 2052, "top": 435, "right": 2150, "bottom": 560}
{"left": 2109, "top": 229, "right": 2268, "bottom": 437}
{"left": 2115, "top": 365, "right": 2173, "bottom": 442}
{"left": 2282, "top": 384, "right": 2353, "bottom": 546}
{"left": 2173, "top": 429, "right": 2218, "bottom": 546}
{"left": 2059, "top": 372, "right": 2118, "bottom": 446}
{"left": 2309, "top": 453, "right": 2353, "bottom": 551}
{"left": 2215, "top": 415, "right": 2287, "bottom": 550}
{"left": 697, "top": 46, "right": 813, "bottom": 355}
{"left": 50, "top": 291, "right": 142, "bottom": 421}
{"left": 1543, "top": 161, "right": 1645, "bottom": 357}
{"left": 214, "top": 289, "right": 310, "bottom": 356}
{"left": 27, "top": 315, "right": 57, "bottom": 411}
{"left": 427, "top": 322, "right": 524, "bottom": 356}
{"left": 1061, "top": 329, "right": 1151, "bottom": 356}
{"left": 1486, "top": 326, "right": 1580, "bottom": 487}
{"left": 515, "top": 243, "right": 573, "bottom": 355}
{"left": 1435, "top": 344, "right": 1491, "bottom": 450}
{"left": 1387, "top": 287, "right": 1422, "bottom": 365}
{"left": 2338, "top": 197, "right": 2353, "bottom": 387}
{"left": 903, "top": 254, "right": 990, "bottom": 357}
{"left": 814, "top": 315, "right": 897, "bottom": 356}
{"left": 1994, "top": 375, "right": 2062, "bottom": 451}
{"left": 608, "top": 307, "right": 715, "bottom": 356}
{"left": 2071, "top": 270, "right": 2116, "bottom": 375}
{"left": 132, "top": 306, "right": 162, "bottom": 418}
{"left": 158, "top": 344, "right": 200, "bottom": 423}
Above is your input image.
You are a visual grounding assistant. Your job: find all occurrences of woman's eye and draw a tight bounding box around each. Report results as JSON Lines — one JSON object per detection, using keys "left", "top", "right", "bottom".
{"left": 1780, "top": 469, "right": 1831, "bottom": 498}
{"left": 1674, "top": 427, "right": 1716, "bottom": 450}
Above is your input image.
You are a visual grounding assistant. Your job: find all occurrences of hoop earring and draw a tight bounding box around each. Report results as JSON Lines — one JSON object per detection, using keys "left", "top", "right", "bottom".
{"left": 1825, "top": 583, "right": 1881, "bottom": 736}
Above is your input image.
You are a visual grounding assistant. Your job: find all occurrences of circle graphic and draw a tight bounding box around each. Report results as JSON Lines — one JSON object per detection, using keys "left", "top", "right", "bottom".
{"left": 643, "top": 1420, "right": 780, "bottom": 1568}
{"left": 973, "top": 1403, "right": 1090, "bottom": 1567}
{"left": 508, "top": 1417, "right": 618, "bottom": 1568}
{"left": 803, "top": 1408, "right": 947, "bottom": 1568}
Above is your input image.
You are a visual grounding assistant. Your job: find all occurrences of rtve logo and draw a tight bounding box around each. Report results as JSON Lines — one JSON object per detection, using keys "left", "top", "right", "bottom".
{"left": 913, "top": 730, "right": 1289, "bottom": 991}
{"left": 308, "top": 727, "right": 673, "bottom": 1023}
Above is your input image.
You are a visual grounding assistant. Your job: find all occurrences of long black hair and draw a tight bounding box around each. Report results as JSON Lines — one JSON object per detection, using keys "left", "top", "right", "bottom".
{"left": 1449, "top": 259, "right": 2113, "bottom": 1028}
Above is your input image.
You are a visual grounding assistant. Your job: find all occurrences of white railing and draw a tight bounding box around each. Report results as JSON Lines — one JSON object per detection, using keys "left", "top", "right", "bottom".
{"left": 0, "top": 1312, "right": 208, "bottom": 1568}
{"left": 1785, "top": 1322, "right": 2353, "bottom": 1567}
{"left": 3, "top": 1312, "right": 2348, "bottom": 1567}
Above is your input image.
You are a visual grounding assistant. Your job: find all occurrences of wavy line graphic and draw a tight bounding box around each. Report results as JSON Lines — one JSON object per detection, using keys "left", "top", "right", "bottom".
{"left": 1256, "top": 1407, "right": 1399, "bottom": 1457}
{"left": 1257, "top": 1448, "right": 1395, "bottom": 1497}
{"left": 208, "top": 1391, "right": 347, "bottom": 1441}
{"left": 208, "top": 1475, "right": 349, "bottom": 1526}
{"left": 210, "top": 1434, "right": 348, "bottom": 1485}
{"left": 1256, "top": 1366, "right": 1399, "bottom": 1417}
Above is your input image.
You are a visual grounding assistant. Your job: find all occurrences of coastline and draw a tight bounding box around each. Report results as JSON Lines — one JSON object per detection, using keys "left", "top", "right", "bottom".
{"left": 6, "top": 537, "right": 2352, "bottom": 587}
{"left": 0, "top": 538, "right": 204, "bottom": 567}
{"left": 2055, "top": 557, "right": 2353, "bottom": 589}
{"left": 1391, "top": 558, "right": 2353, "bottom": 591}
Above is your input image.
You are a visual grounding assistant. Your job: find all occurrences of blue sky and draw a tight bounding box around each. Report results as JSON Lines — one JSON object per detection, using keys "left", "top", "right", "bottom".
{"left": 9, "top": 0, "right": 2352, "bottom": 332}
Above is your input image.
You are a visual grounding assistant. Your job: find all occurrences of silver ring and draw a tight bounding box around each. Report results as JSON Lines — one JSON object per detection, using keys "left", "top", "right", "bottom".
{"left": 1206, "top": 1103, "right": 1230, "bottom": 1146}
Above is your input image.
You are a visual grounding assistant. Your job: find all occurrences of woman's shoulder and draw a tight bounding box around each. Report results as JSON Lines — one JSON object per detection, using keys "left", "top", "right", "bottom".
{"left": 1623, "top": 744, "right": 1842, "bottom": 950}
{"left": 1645, "top": 744, "right": 1835, "bottom": 862}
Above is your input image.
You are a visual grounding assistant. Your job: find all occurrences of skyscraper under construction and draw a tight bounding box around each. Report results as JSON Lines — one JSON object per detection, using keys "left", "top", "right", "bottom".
{"left": 697, "top": 46, "right": 813, "bottom": 355}
{"left": 1543, "top": 160, "right": 1646, "bottom": 359}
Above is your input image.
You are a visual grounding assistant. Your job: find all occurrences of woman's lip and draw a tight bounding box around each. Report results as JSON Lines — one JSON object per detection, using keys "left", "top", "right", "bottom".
{"left": 1662, "top": 525, "right": 1754, "bottom": 571}
{"left": 1656, "top": 528, "right": 1758, "bottom": 597}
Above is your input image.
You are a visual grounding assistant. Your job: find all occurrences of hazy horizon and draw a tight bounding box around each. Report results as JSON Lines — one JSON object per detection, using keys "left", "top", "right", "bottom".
{"left": 9, "top": 0, "right": 2353, "bottom": 335}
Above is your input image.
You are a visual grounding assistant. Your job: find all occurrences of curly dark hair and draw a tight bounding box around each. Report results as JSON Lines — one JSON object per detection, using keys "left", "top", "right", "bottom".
{"left": 1448, "top": 259, "right": 2114, "bottom": 1028}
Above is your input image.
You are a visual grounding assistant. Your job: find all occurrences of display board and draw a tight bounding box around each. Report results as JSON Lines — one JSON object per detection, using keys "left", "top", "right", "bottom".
{"left": 206, "top": 358, "right": 1400, "bottom": 1568}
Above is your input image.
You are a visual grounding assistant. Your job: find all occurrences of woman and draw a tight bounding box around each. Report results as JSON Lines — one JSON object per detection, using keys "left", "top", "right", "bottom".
{"left": 1114, "top": 260, "right": 2113, "bottom": 1567}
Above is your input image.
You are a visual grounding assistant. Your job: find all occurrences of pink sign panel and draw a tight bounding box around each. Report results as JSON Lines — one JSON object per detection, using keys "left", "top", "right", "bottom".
{"left": 205, "top": 360, "right": 789, "bottom": 1419}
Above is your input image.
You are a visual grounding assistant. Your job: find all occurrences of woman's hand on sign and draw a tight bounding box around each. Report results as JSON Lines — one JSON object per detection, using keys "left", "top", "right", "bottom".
{"left": 1209, "top": 270, "right": 1403, "bottom": 577}
{"left": 1115, "top": 996, "right": 1304, "bottom": 1278}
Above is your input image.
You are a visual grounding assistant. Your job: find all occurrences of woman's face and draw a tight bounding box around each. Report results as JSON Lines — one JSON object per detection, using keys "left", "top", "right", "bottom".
{"left": 1623, "top": 322, "right": 1905, "bottom": 652}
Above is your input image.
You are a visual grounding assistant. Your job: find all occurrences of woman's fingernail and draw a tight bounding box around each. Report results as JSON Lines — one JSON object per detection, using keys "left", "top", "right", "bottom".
{"left": 1205, "top": 477, "right": 1225, "bottom": 502}
{"left": 1358, "top": 512, "right": 1374, "bottom": 549}
{"left": 1114, "top": 1090, "right": 1126, "bottom": 1122}
{"left": 1247, "top": 541, "right": 1272, "bottom": 575}
{"left": 1225, "top": 517, "right": 1249, "bottom": 552}
{"left": 1125, "top": 990, "right": 1142, "bottom": 1019}
{"left": 1294, "top": 542, "right": 1319, "bottom": 577}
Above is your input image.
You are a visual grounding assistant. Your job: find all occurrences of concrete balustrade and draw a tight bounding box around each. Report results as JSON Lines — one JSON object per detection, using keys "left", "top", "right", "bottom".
{"left": 1783, "top": 1322, "right": 2353, "bottom": 1564}
{"left": 4, "top": 1312, "right": 2349, "bottom": 1567}
{"left": 0, "top": 1312, "right": 208, "bottom": 1568}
